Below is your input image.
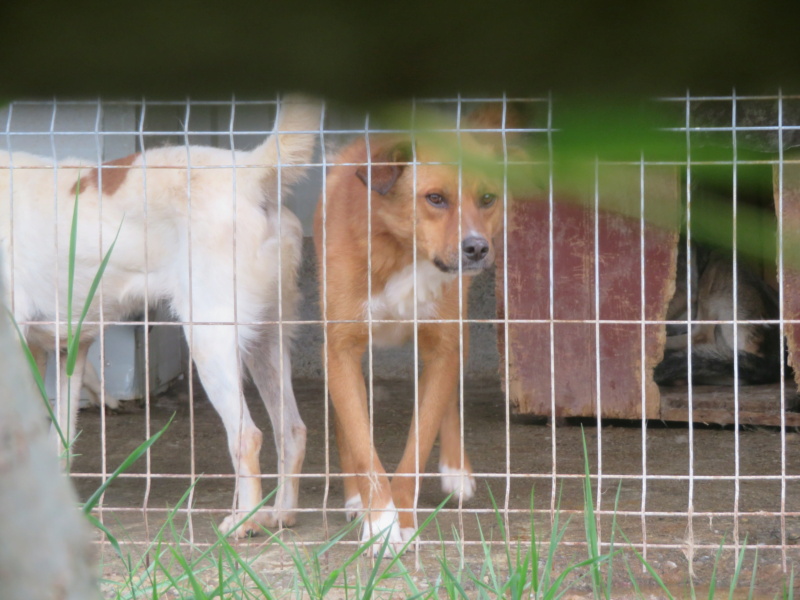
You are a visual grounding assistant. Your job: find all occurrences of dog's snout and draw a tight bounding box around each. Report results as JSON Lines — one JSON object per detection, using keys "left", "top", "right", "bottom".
{"left": 462, "top": 236, "right": 489, "bottom": 262}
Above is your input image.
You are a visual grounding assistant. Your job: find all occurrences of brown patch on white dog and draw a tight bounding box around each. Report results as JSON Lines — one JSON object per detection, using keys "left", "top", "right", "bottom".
{"left": 70, "top": 152, "right": 140, "bottom": 196}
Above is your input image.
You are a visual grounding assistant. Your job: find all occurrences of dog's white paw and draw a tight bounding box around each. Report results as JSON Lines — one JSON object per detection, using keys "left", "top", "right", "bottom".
{"left": 439, "top": 463, "right": 476, "bottom": 501}
{"left": 219, "top": 507, "right": 295, "bottom": 539}
{"left": 345, "top": 494, "right": 363, "bottom": 522}
{"left": 220, "top": 513, "right": 261, "bottom": 539}
{"left": 103, "top": 395, "right": 121, "bottom": 411}
{"left": 361, "top": 503, "right": 413, "bottom": 557}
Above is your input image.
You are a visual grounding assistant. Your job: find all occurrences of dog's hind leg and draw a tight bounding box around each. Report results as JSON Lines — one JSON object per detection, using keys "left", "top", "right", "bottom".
{"left": 82, "top": 360, "right": 120, "bottom": 410}
{"left": 188, "top": 325, "right": 265, "bottom": 539}
{"left": 391, "top": 325, "right": 464, "bottom": 538}
{"left": 243, "top": 328, "right": 306, "bottom": 529}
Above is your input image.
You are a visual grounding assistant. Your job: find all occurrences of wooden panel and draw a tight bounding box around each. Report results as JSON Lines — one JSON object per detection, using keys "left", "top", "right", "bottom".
{"left": 497, "top": 166, "right": 680, "bottom": 418}
{"left": 775, "top": 163, "right": 800, "bottom": 392}
{"left": 660, "top": 383, "right": 800, "bottom": 426}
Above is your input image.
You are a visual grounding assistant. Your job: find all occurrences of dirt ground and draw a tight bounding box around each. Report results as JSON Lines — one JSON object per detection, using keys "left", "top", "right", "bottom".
{"left": 70, "top": 377, "right": 800, "bottom": 597}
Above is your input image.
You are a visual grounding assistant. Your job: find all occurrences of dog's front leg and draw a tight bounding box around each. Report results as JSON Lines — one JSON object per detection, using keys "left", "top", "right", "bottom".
{"left": 391, "top": 327, "right": 464, "bottom": 536}
{"left": 326, "top": 336, "right": 403, "bottom": 556}
{"left": 437, "top": 325, "right": 476, "bottom": 502}
{"left": 437, "top": 394, "right": 476, "bottom": 501}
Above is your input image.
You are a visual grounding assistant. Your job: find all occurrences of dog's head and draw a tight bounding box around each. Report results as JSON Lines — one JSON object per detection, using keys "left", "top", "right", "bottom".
{"left": 355, "top": 103, "right": 519, "bottom": 274}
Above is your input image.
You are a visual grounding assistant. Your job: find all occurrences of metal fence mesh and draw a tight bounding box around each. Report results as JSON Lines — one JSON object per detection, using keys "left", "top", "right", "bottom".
{"left": 2, "top": 93, "right": 799, "bottom": 575}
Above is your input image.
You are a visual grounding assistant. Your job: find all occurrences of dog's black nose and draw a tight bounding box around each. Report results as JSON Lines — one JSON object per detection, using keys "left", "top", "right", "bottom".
{"left": 462, "top": 236, "right": 489, "bottom": 262}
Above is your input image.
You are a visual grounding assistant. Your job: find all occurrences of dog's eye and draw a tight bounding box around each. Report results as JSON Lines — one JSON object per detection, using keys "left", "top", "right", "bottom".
{"left": 480, "top": 193, "right": 497, "bottom": 207}
{"left": 426, "top": 193, "right": 446, "bottom": 207}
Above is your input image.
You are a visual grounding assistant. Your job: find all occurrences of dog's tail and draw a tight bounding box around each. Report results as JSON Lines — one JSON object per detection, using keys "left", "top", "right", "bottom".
{"left": 654, "top": 344, "right": 785, "bottom": 386}
{"left": 248, "top": 94, "right": 321, "bottom": 188}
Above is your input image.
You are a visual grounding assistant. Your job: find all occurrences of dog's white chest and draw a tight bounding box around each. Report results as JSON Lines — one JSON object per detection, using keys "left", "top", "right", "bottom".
{"left": 366, "top": 261, "right": 455, "bottom": 347}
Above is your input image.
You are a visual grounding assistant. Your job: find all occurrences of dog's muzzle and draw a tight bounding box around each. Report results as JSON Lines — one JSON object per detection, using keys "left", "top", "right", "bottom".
{"left": 461, "top": 236, "right": 489, "bottom": 264}
{"left": 433, "top": 236, "right": 493, "bottom": 274}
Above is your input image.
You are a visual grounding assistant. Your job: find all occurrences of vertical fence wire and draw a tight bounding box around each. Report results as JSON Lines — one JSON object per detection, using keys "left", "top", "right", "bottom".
{"left": 180, "top": 99, "right": 195, "bottom": 544}
{"left": 410, "top": 96, "right": 421, "bottom": 565}
{"left": 639, "top": 152, "right": 648, "bottom": 567}
{"left": 455, "top": 95, "right": 468, "bottom": 561}
{"left": 92, "top": 100, "right": 109, "bottom": 545}
{"left": 500, "top": 94, "right": 513, "bottom": 551}
{"left": 683, "top": 89, "right": 697, "bottom": 569}
{"left": 364, "top": 112, "right": 377, "bottom": 536}
{"left": 777, "top": 89, "right": 788, "bottom": 571}
{"left": 731, "top": 90, "right": 741, "bottom": 549}
{"left": 592, "top": 157, "right": 603, "bottom": 545}
{"left": 319, "top": 100, "right": 331, "bottom": 542}
{"left": 47, "top": 100, "right": 63, "bottom": 461}
{"left": 274, "top": 95, "right": 287, "bottom": 537}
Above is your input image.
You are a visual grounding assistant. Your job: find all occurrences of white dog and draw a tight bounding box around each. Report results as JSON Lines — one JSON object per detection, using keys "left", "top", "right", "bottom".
{"left": 0, "top": 96, "right": 320, "bottom": 538}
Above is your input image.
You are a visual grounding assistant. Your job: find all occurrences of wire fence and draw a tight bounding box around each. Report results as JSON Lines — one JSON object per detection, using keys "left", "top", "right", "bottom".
{"left": 2, "top": 93, "right": 799, "bottom": 573}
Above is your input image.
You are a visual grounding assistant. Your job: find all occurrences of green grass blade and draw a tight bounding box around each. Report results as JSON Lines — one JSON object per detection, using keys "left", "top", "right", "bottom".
{"left": 748, "top": 547, "right": 759, "bottom": 600}
{"left": 604, "top": 482, "right": 623, "bottom": 600}
{"left": 728, "top": 536, "right": 748, "bottom": 600}
{"left": 616, "top": 529, "right": 675, "bottom": 600}
{"left": 85, "top": 513, "right": 123, "bottom": 560}
{"left": 368, "top": 495, "right": 452, "bottom": 587}
{"left": 543, "top": 486, "right": 570, "bottom": 595}
{"left": 543, "top": 554, "right": 610, "bottom": 600}
{"left": 67, "top": 180, "right": 80, "bottom": 361}
{"left": 580, "top": 426, "right": 603, "bottom": 597}
{"left": 170, "top": 546, "right": 209, "bottom": 600}
{"left": 67, "top": 216, "right": 124, "bottom": 375}
{"left": 622, "top": 554, "right": 644, "bottom": 599}
{"left": 5, "top": 309, "right": 68, "bottom": 449}
{"left": 529, "top": 488, "right": 540, "bottom": 596}
{"left": 472, "top": 518, "right": 500, "bottom": 594}
{"left": 215, "top": 534, "right": 277, "bottom": 600}
{"left": 707, "top": 536, "right": 726, "bottom": 600}
{"left": 438, "top": 556, "right": 471, "bottom": 599}
{"left": 485, "top": 484, "right": 513, "bottom": 572}
{"left": 83, "top": 412, "right": 174, "bottom": 514}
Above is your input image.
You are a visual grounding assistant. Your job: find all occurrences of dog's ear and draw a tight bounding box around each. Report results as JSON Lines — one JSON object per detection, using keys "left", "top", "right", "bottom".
{"left": 355, "top": 141, "right": 412, "bottom": 195}
{"left": 463, "top": 102, "right": 526, "bottom": 151}
{"left": 464, "top": 102, "right": 523, "bottom": 130}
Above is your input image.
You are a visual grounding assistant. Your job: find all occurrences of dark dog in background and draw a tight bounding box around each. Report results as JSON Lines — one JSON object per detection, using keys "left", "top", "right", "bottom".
{"left": 655, "top": 241, "right": 785, "bottom": 386}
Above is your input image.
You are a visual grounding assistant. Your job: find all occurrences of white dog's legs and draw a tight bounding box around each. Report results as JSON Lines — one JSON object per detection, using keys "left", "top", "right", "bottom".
{"left": 81, "top": 360, "right": 120, "bottom": 410}
{"left": 186, "top": 324, "right": 264, "bottom": 539}
{"left": 54, "top": 343, "right": 88, "bottom": 467}
{"left": 243, "top": 329, "right": 306, "bottom": 529}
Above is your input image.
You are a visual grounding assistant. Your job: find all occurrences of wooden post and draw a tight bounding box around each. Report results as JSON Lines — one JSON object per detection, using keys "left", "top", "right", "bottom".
{"left": 0, "top": 288, "right": 100, "bottom": 600}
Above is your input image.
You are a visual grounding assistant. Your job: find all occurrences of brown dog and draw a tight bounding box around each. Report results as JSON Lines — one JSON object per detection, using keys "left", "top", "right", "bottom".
{"left": 313, "top": 105, "right": 514, "bottom": 554}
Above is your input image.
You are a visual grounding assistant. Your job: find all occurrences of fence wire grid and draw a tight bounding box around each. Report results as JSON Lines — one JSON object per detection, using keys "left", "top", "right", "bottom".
{"left": 2, "top": 93, "right": 800, "bottom": 575}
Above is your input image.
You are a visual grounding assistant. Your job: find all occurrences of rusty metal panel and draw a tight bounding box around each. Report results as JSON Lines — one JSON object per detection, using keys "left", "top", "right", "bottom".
{"left": 498, "top": 166, "right": 679, "bottom": 419}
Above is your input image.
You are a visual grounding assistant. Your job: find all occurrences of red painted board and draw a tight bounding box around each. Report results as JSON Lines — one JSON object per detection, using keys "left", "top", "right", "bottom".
{"left": 497, "top": 166, "right": 679, "bottom": 418}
